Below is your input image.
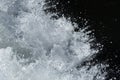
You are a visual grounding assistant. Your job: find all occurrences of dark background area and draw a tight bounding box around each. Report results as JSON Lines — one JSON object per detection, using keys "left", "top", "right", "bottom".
{"left": 45, "top": 0, "right": 120, "bottom": 79}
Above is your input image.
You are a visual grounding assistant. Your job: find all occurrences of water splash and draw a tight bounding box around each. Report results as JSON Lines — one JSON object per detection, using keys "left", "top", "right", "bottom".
{"left": 0, "top": 0, "right": 107, "bottom": 80}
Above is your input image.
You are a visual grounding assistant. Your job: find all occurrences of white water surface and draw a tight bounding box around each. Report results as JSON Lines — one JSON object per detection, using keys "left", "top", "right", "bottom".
{"left": 0, "top": 0, "right": 106, "bottom": 80}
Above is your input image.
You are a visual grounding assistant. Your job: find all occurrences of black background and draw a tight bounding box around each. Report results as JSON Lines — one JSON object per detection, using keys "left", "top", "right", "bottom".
{"left": 45, "top": 0, "right": 120, "bottom": 79}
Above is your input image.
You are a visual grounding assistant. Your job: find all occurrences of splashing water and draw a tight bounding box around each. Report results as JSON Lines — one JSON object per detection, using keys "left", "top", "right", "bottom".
{"left": 0, "top": 0, "right": 107, "bottom": 80}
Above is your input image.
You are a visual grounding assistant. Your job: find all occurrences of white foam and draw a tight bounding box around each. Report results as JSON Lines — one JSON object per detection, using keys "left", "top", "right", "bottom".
{"left": 0, "top": 0, "right": 106, "bottom": 80}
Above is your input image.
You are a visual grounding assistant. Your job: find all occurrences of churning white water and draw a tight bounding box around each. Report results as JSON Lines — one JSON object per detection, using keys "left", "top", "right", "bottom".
{"left": 0, "top": 0, "right": 107, "bottom": 80}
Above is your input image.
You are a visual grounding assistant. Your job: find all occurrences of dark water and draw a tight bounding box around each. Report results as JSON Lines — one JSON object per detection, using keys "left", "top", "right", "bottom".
{"left": 45, "top": 0, "right": 120, "bottom": 79}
